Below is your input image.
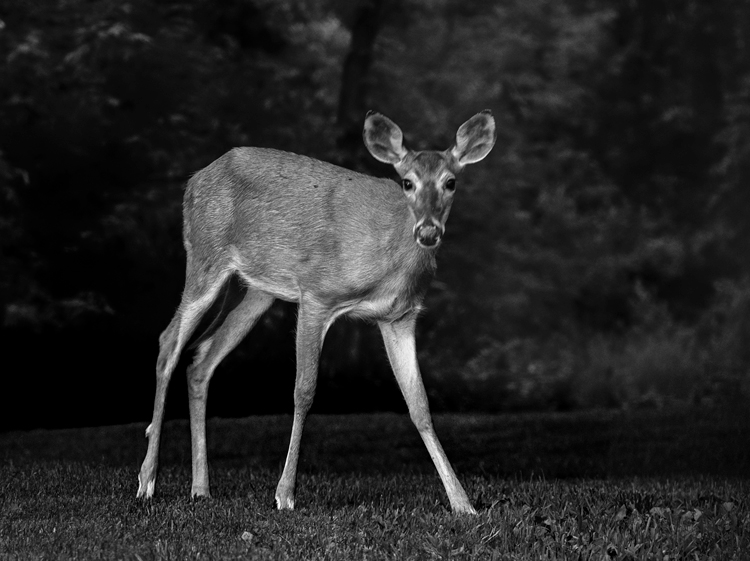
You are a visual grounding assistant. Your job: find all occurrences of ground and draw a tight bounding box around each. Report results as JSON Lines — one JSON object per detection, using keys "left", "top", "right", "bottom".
{"left": 1, "top": 407, "right": 748, "bottom": 559}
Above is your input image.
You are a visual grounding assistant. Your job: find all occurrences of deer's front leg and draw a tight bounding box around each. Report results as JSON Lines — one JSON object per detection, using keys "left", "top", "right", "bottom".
{"left": 275, "top": 299, "right": 328, "bottom": 510}
{"left": 379, "top": 314, "right": 476, "bottom": 515}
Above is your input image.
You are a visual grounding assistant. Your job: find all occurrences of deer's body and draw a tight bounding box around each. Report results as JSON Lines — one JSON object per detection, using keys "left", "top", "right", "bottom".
{"left": 138, "top": 111, "right": 496, "bottom": 514}
{"left": 187, "top": 147, "right": 433, "bottom": 319}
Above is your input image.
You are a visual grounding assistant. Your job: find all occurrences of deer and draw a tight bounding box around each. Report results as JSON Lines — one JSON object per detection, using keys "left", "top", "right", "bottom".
{"left": 136, "top": 110, "right": 496, "bottom": 514}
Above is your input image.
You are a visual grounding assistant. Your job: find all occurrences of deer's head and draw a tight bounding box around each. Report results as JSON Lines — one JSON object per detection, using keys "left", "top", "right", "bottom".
{"left": 363, "top": 110, "right": 496, "bottom": 249}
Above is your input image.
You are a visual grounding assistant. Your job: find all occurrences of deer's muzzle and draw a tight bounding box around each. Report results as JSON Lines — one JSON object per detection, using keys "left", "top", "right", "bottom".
{"left": 414, "top": 220, "right": 444, "bottom": 248}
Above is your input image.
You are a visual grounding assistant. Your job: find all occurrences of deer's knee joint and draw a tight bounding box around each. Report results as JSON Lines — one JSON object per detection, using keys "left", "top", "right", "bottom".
{"left": 187, "top": 369, "right": 208, "bottom": 400}
{"left": 186, "top": 335, "right": 214, "bottom": 386}
{"left": 293, "top": 384, "right": 316, "bottom": 413}
{"left": 294, "top": 393, "right": 314, "bottom": 414}
{"left": 156, "top": 334, "right": 179, "bottom": 376}
{"left": 409, "top": 409, "right": 433, "bottom": 434}
{"left": 156, "top": 354, "right": 172, "bottom": 379}
{"left": 156, "top": 356, "right": 167, "bottom": 376}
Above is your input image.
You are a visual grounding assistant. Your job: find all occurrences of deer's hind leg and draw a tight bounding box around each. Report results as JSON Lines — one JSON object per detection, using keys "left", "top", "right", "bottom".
{"left": 137, "top": 269, "right": 232, "bottom": 499}
{"left": 186, "top": 284, "right": 274, "bottom": 498}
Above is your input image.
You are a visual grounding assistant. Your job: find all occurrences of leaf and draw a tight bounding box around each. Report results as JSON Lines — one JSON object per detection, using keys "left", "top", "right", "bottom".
{"left": 240, "top": 530, "right": 254, "bottom": 543}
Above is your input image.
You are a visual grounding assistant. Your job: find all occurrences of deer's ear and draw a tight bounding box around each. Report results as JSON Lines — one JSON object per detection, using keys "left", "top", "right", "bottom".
{"left": 451, "top": 110, "right": 496, "bottom": 167}
{"left": 363, "top": 111, "right": 409, "bottom": 165}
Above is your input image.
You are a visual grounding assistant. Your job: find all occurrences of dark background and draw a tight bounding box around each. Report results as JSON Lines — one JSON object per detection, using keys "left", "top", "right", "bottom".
{"left": 1, "top": 0, "right": 749, "bottom": 430}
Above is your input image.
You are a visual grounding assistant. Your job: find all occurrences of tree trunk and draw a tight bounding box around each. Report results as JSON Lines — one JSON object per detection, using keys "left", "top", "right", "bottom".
{"left": 336, "top": 0, "right": 388, "bottom": 170}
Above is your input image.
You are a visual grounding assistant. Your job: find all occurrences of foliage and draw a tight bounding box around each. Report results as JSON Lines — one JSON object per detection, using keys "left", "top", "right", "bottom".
{"left": 1, "top": 0, "right": 749, "bottom": 423}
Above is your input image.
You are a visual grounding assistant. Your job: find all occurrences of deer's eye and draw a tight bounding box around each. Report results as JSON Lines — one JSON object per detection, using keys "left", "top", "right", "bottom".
{"left": 402, "top": 179, "right": 414, "bottom": 192}
{"left": 445, "top": 178, "right": 456, "bottom": 191}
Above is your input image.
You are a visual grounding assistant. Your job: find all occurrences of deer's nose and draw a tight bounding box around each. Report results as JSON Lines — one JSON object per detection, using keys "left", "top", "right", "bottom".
{"left": 414, "top": 221, "right": 444, "bottom": 248}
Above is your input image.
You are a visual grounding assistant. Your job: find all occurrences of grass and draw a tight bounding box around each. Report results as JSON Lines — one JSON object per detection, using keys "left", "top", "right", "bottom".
{"left": 1, "top": 406, "right": 749, "bottom": 559}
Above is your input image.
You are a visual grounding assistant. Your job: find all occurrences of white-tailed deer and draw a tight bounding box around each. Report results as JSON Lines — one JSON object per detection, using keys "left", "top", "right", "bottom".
{"left": 137, "top": 110, "right": 496, "bottom": 514}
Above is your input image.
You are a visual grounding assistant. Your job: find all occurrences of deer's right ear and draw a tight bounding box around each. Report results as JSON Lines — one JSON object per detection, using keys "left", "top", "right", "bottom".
{"left": 363, "top": 111, "right": 409, "bottom": 165}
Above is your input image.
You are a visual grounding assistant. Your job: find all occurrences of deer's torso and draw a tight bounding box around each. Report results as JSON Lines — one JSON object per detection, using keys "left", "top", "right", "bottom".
{"left": 183, "top": 147, "right": 436, "bottom": 321}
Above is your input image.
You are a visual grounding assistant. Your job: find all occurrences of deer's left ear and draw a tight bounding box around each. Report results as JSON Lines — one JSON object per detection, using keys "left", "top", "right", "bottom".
{"left": 450, "top": 110, "right": 496, "bottom": 167}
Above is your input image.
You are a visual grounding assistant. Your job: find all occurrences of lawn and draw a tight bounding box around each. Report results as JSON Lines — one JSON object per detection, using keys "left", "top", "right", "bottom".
{"left": 1, "top": 406, "right": 748, "bottom": 559}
